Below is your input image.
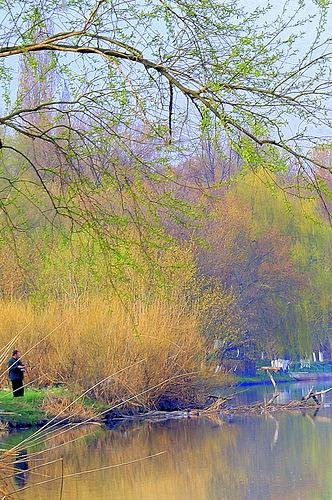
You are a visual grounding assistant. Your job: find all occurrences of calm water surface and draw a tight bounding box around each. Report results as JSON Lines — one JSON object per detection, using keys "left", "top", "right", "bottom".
{"left": 2, "top": 381, "right": 332, "bottom": 500}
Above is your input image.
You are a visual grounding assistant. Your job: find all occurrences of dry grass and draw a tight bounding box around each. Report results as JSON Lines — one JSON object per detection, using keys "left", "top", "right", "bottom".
{"left": 0, "top": 297, "right": 218, "bottom": 406}
{"left": 41, "top": 395, "right": 99, "bottom": 422}
{"left": 0, "top": 421, "right": 8, "bottom": 434}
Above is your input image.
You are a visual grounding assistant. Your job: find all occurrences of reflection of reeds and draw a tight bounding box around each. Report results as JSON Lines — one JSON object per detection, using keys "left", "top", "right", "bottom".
{"left": 11, "top": 451, "right": 167, "bottom": 496}
{"left": 18, "top": 419, "right": 242, "bottom": 500}
{"left": 0, "top": 451, "right": 16, "bottom": 498}
{"left": 1, "top": 415, "right": 239, "bottom": 499}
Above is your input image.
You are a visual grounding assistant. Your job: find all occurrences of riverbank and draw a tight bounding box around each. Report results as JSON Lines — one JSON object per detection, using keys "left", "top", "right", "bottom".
{"left": 0, "top": 387, "right": 208, "bottom": 428}
{"left": 236, "top": 366, "right": 332, "bottom": 386}
{"left": 2, "top": 374, "right": 331, "bottom": 429}
{"left": 0, "top": 387, "right": 109, "bottom": 428}
{"left": 236, "top": 372, "right": 293, "bottom": 386}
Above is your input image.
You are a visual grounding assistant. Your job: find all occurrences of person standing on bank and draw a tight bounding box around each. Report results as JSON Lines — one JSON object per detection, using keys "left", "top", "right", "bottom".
{"left": 8, "top": 350, "right": 26, "bottom": 397}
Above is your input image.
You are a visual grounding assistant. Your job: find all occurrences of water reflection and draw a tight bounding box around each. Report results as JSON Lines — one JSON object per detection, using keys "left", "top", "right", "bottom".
{"left": 1, "top": 381, "right": 331, "bottom": 500}
{"left": 13, "top": 449, "right": 29, "bottom": 489}
{"left": 233, "top": 380, "right": 332, "bottom": 406}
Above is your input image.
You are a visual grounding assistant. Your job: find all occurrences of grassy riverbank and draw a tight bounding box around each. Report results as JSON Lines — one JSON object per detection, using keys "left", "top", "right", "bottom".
{"left": 0, "top": 389, "right": 46, "bottom": 426}
{"left": 237, "top": 362, "right": 332, "bottom": 386}
{"left": 0, "top": 387, "right": 108, "bottom": 427}
{"left": 236, "top": 372, "right": 293, "bottom": 386}
{"left": 0, "top": 383, "right": 214, "bottom": 428}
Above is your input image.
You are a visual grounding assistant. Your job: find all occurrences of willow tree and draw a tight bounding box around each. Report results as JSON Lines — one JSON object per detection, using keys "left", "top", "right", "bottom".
{"left": 197, "top": 169, "right": 332, "bottom": 357}
{"left": 0, "top": 0, "right": 331, "bottom": 253}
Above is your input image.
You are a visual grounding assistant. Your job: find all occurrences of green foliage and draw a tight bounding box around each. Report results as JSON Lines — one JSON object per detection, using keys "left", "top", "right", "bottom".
{"left": 0, "top": 387, "right": 106, "bottom": 425}
{"left": 197, "top": 168, "right": 331, "bottom": 358}
{"left": 0, "top": 0, "right": 330, "bottom": 368}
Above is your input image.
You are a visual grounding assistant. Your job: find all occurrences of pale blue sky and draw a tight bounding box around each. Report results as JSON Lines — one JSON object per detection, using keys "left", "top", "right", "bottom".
{"left": 0, "top": 0, "right": 331, "bottom": 143}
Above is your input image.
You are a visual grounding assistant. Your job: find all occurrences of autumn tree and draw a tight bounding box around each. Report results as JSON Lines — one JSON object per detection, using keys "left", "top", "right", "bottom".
{"left": 196, "top": 170, "right": 331, "bottom": 357}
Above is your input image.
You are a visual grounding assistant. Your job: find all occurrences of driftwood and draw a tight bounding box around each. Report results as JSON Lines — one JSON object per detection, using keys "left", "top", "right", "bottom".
{"left": 301, "top": 386, "right": 332, "bottom": 405}
{"left": 106, "top": 373, "right": 332, "bottom": 424}
{"left": 199, "top": 369, "right": 332, "bottom": 416}
{"left": 200, "top": 398, "right": 325, "bottom": 417}
{"left": 112, "top": 391, "right": 331, "bottom": 424}
{"left": 260, "top": 367, "right": 280, "bottom": 405}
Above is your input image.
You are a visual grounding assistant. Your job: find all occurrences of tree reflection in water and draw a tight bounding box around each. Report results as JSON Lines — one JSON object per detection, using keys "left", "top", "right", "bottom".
{"left": 1, "top": 386, "right": 331, "bottom": 500}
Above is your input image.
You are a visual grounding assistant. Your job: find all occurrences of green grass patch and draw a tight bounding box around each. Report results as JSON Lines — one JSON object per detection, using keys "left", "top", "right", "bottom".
{"left": 289, "top": 362, "right": 332, "bottom": 373}
{"left": 236, "top": 371, "right": 292, "bottom": 385}
{"left": 0, "top": 388, "right": 47, "bottom": 424}
{"left": 0, "top": 387, "right": 109, "bottom": 426}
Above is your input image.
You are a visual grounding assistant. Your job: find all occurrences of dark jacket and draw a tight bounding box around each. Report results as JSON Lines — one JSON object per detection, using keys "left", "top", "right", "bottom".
{"left": 8, "top": 357, "right": 25, "bottom": 381}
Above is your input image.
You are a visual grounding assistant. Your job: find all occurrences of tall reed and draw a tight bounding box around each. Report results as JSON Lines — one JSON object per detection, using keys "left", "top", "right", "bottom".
{"left": 0, "top": 297, "right": 211, "bottom": 406}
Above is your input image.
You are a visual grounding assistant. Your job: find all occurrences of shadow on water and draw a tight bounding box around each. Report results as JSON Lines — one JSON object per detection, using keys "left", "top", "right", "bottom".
{"left": 1, "top": 381, "right": 331, "bottom": 500}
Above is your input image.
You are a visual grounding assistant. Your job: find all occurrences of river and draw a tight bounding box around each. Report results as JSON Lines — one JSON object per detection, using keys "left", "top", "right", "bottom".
{"left": 1, "top": 380, "right": 332, "bottom": 499}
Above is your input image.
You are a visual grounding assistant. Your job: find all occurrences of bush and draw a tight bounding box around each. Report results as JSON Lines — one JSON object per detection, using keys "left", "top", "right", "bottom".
{"left": 0, "top": 297, "right": 219, "bottom": 407}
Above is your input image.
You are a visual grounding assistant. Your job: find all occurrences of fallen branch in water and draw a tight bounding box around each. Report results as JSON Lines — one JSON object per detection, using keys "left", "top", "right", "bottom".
{"left": 197, "top": 381, "right": 332, "bottom": 416}
{"left": 200, "top": 398, "right": 324, "bottom": 416}
{"left": 109, "top": 383, "right": 332, "bottom": 422}
{"left": 109, "top": 366, "right": 332, "bottom": 421}
{"left": 301, "top": 386, "right": 332, "bottom": 405}
{"left": 200, "top": 397, "right": 232, "bottom": 414}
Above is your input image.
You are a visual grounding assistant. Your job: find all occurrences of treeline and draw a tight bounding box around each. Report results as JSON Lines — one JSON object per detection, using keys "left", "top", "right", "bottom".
{"left": 193, "top": 168, "right": 331, "bottom": 359}
{"left": 0, "top": 144, "right": 331, "bottom": 362}
{"left": 0, "top": 45, "right": 330, "bottom": 400}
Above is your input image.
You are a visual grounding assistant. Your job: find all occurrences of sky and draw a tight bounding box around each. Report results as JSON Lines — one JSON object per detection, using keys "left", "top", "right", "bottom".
{"left": 0, "top": 0, "right": 331, "bottom": 144}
